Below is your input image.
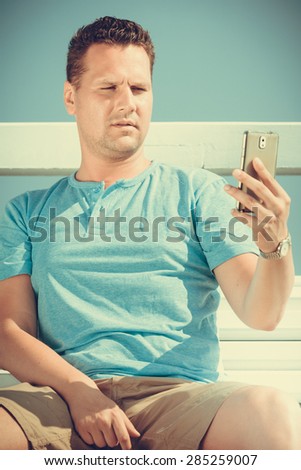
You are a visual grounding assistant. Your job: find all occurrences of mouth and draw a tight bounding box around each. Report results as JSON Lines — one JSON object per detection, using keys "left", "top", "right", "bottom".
{"left": 111, "top": 120, "right": 137, "bottom": 128}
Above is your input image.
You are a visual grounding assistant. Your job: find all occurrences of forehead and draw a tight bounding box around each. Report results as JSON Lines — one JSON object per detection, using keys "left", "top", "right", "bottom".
{"left": 82, "top": 43, "right": 152, "bottom": 82}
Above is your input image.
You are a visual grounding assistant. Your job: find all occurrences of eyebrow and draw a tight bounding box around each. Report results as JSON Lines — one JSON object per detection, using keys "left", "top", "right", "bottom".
{"left": 94, "top": 79, "right": 117, "bottom": 86}
{"left": 92, "top": 78, "right": 151, "bottom": 88}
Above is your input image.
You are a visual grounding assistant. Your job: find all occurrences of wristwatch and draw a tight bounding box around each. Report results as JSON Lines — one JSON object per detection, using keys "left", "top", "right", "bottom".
{"left": 259, "top": 233, "right": 292, "bottom": 260}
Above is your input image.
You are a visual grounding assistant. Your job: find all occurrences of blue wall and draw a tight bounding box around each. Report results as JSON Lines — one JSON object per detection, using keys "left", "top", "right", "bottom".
{"left": 1, "top": 0, "right": 301, "bottom": 122}
{"left": 1, "top": 0, "right": 300, "bottom": 272}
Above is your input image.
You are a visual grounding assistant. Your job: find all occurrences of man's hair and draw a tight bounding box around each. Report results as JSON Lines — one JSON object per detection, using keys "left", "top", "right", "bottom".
{"left": 66, "top": 16, "right": 155, "bottom": 88}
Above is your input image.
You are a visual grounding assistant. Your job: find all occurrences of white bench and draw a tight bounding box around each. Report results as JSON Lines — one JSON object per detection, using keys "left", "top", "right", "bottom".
{"left": 0, "top": 122, "right": 300, "bottom": 402}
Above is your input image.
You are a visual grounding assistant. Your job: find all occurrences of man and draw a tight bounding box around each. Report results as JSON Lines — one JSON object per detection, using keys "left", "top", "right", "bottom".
{"left": 0, "top": 16, "right": 300, "bottom": 450}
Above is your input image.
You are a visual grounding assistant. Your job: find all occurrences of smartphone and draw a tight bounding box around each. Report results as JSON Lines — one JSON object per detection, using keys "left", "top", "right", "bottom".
{"left": 237, "top": 131, "right": 279, "bottom": 212}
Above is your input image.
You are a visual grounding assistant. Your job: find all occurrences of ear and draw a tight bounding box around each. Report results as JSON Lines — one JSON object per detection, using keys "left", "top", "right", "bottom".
{"left": 64, "top": 81, "right": 76, "bottom": 115}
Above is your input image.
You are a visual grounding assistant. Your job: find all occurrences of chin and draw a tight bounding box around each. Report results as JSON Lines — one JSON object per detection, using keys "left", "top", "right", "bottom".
{"left": 107, "top": 139, "right": 142, "bottom": 156}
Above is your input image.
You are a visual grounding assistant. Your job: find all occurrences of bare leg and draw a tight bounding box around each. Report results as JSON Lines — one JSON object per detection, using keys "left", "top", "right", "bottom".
{"left": 0, "top": 406, "right": 30, "bottom": 450}
{"left": 201, "top": 385, "right": 301, "bottom": 450}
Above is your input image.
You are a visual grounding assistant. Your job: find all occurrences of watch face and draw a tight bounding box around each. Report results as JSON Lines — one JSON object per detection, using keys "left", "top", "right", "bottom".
{"left": 280, "top": 241, "right": 290, "bottom": 257}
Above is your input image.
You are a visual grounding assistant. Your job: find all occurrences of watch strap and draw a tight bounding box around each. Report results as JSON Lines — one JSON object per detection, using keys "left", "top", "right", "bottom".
{"left": 259, "top": 233, "right": 291, "bottom": 260}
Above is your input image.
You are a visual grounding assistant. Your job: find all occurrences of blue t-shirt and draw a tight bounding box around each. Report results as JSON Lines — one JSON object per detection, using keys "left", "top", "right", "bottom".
{"left": 0, "top": 162, "right": 258, "bottom": 382}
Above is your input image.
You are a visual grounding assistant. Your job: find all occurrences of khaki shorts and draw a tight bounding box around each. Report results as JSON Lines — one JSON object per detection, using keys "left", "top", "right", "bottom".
{"left": 0, "top": 376, "right": 246, "bottom": 450}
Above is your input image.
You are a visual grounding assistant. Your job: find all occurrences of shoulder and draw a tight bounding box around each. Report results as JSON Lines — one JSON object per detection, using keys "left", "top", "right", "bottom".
{"left": 2, "top": 176, "right": 70, "bottom": 219}
{"left": 154, "top": 162, "right": 226, "bottom": 201}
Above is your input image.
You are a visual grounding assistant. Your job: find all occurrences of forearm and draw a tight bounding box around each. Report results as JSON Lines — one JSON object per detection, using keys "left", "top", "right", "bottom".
{"left": 0, "top": 321, "right": 140, "bottom": 448}
{"left": 242, "top": 251, "right": 295, "bottom": 330}
{"left": 222, "top": 157, "right": 295, "bottom": 331}
{"left": 0, "top": 321, "right": 97, "bottom": 401}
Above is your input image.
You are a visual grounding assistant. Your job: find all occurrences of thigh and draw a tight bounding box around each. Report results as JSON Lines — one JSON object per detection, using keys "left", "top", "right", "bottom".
{"left": 0, "top": 382, "right": 92, "bottom": 450}
{"left": 111, "top": 377, "right": 246, "bottom": 450}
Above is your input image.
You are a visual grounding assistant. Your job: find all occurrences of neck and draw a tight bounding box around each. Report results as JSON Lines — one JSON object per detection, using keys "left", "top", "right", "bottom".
{"left": 75, "top": 152, "right": 151, "bottom": 188}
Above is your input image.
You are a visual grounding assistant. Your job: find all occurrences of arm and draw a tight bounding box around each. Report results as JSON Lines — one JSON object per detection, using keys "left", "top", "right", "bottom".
{"left": 214, "top": 157, "right": 294, "bottom": 330}
{"left": 0, "top": 274, "right": 139, "bottom": 448}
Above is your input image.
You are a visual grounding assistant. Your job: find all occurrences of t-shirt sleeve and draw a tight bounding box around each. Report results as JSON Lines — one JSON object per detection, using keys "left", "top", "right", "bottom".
{"left": 194, "top": 175, "right": 259, "bottom": 271}
{"left": 0, "top": 197, "right": 32, "bottom": 280}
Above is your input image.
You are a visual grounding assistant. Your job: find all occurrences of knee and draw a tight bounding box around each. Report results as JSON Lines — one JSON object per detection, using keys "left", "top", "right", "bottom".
{"left": 0, "top": 406, "right": 30, "bottom": 450}
{"left": 241, "top": 386, "right": 301, "bottom": 449}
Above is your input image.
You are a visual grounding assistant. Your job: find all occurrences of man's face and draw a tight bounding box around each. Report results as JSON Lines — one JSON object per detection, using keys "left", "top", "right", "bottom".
{"left": 65, "top": 43, "right": 153, "bottom": 162}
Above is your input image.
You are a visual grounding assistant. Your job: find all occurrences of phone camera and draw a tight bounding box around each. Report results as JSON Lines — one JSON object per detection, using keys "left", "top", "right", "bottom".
{"left": 259, "top": 136, "right": 266, "bottom": 149}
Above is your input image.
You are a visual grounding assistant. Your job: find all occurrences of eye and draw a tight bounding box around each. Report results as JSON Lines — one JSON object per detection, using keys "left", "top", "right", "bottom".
{"left": 131, "top": 86, "right": 146, "bottom": 94}
{"left": 101, "top": 86, "right": 115, "bottom": 90}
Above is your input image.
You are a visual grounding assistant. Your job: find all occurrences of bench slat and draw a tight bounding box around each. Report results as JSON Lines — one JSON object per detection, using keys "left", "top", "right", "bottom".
{"left": 221, "top": 341, "right": 301, "bottom": 370}
{"left": 217, "top": 278, "right": 301, "bottom": 341}
{"left": 1, "top": 122, "right": 300, "bottom": 175}
{"left": 224, "top": 370, "right": 301, "bottom": 402}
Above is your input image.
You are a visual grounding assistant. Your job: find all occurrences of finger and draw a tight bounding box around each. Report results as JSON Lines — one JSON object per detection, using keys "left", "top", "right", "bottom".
{"left": 122, "top": 413, "right": 140, "bottom": 438}
{"left": 112, "top": 420, "right": 133, "bottom": 450}
{"left": 127, "top": 419, "right": 141, "bottom": 438}
{"left": 90, "top": 430, "right": 107, "bottom": 448}
{"left": 113, "top": 415, "right": 140, "bottom": 450}
{"left": 230, "top": 209, "right": 253, "bottom": 228}
{"left": 79, "top": 429, "right": 95, "bottom": 446}
{"left": 98, "top": 422, "right": 120, "bottom": 448}
{"left": 231, "top": 170, "right": 282, "bottom": 212}
{"left": 252, "top": 157, "right": 291, "bottom": 201}
{"left": 230, "top": 207, "right": 272, "bottom": 234}
{"left": 225, "top": 183, "right": 268, "bottom": 214}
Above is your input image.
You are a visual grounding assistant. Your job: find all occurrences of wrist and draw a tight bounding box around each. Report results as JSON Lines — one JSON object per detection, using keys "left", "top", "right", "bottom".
{"left": 59, "top": 371, "right": 99, "bottom": 402}
{"left": 259, "top": 233, "right": 292, "bottom": 260}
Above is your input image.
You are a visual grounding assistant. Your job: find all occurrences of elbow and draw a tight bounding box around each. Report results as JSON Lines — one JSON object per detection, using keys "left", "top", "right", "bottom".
{"left": 260, "top": 321, "right": 279, "bottom": 332}
{"left": 249, "top": 308, "right": 285, "bottom": 331}
{"left": 240, "top": 303, "right": 286, "bottom": 331}
{"left": 262, "top": 303, "right": 288, "bottom": 331}
{"left": 247, "top": 320, "right": 278, "bottom": 331}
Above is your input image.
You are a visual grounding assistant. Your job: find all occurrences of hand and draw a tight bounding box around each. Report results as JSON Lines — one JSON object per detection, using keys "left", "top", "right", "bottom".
{"left": 66, "top": 381, "right": 140, "bottom": 449}
{"left": 224, "top": 157, "right": 291, "bottom": 253}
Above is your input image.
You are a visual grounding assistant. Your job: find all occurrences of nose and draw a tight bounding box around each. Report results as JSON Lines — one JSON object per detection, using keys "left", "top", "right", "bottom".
{"left": 115, "top": 86, "right": 136, "bottom": 115}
